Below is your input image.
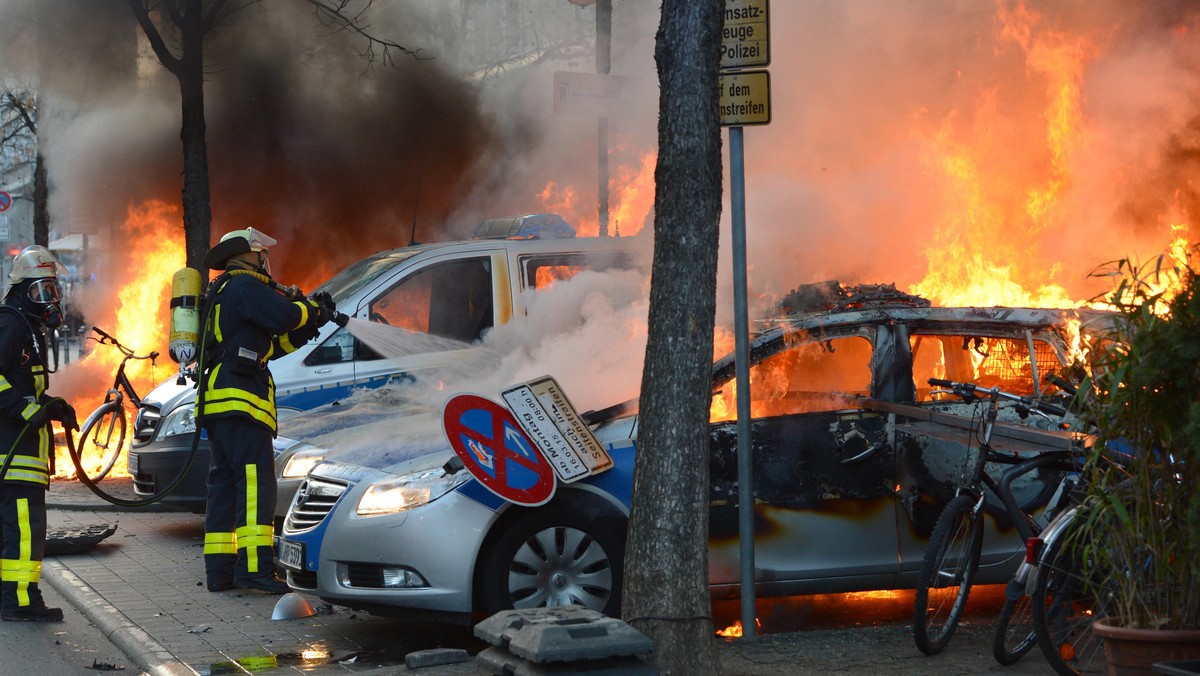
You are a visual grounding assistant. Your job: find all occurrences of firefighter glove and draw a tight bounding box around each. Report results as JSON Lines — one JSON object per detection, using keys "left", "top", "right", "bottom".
{"left": 312, "top": 292, "right": 336, "bottom": 327}
{"left": 42, "top": 397, "right": 79, "bottom": 432}
{"left": 303, "top": 298, "right": 328, "bottom": 328}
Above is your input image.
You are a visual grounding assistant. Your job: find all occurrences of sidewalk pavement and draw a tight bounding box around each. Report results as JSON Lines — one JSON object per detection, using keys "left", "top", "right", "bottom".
{"left": 43, "top": 476, "right": 479, "bottom": 675}
{"left": 41, "top": 476, "right": 1057, "bottom": 676}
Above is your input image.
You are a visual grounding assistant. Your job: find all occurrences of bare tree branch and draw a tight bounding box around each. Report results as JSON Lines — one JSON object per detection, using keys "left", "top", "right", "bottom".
{"left": 304, "top": 0, "right": 426, "bottom": 72}
{"left": 129, "top": 0, "right": 184, "bottom": 76}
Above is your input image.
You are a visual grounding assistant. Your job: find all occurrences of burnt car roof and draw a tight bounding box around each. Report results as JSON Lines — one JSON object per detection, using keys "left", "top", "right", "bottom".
{"left": 710, "top": 303, "right": 1117, "bottom": 387}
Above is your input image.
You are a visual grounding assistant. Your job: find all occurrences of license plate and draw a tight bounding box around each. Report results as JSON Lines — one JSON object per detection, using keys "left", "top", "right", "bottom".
{"left": 278, "top": 539, "right": 304, "bottom": 570}
{"left": 126, "top": 453, "right": 138, "bottom": 474}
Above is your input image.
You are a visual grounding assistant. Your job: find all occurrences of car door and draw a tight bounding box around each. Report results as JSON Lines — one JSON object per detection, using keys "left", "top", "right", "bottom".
{"left": 707, "top": 329, "right": 901, "bottom": 591}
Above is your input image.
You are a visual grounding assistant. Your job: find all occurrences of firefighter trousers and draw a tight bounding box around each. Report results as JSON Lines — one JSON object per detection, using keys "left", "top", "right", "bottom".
{"left": 203, "top": 417, "right": 278, "bottom": 586}
{"left": 1, "top": 483, "right": 48, "bottom": 611}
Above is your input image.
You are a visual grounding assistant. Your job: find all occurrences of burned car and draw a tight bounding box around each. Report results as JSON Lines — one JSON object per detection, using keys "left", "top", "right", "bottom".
{"left": 278, "top": 286, "right": 1110, "bottom": 623}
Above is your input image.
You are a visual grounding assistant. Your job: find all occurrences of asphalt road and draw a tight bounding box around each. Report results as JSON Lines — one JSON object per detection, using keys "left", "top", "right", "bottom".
{"left": 0, "top": 572, "right": 134, "bottom": 674}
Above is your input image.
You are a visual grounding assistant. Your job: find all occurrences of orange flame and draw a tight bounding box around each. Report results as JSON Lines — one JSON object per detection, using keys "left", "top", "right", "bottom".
{"left": 53, "top": 201, "right": 184, "bottom": 478}
{"left": 911, "top": 1, "right": 1095, "bottom": 309}
{"left": 539, "top": 141, "right": 655, "bottom": 238}
{"left": 716, "top": 617, "right": 760, "bottom": 638}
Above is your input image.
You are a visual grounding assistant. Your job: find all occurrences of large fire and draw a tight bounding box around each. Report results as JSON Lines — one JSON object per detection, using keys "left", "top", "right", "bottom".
{"left": 52, "top": 201, "right": 184, "bottom": 479}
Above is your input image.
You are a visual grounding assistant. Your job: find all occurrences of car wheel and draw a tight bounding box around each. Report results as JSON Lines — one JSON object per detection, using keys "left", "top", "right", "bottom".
{"left": 477, "top": 505, "right": 625, "bottom": 618}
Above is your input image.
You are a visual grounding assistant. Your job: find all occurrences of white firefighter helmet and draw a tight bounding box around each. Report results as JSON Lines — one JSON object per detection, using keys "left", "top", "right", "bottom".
{"left": 8, "top": 245, "right": 61, "bottom": 284}
{"left": 203, "top": 227, "right": 278, "bottom": 270}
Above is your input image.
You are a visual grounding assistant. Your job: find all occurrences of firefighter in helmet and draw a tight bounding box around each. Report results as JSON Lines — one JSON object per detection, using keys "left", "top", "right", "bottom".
{"left": 0, "top": 245, "right": 78, "bottom": 621}
{"left": 200, "top": 228, "right": 332, "bottom": 593}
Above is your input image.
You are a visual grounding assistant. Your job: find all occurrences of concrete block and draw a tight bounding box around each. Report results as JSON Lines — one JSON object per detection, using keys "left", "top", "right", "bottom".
{"left": 474, "top": 607, "right": 654, "bottom": 663}
{"left": 405, "top": 648, "right": 471, "bottom": 669}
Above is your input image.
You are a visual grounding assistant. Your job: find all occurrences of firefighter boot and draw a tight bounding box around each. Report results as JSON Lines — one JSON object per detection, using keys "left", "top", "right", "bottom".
{"left": 2, "top": 604, "right": 64, "bottom": 622}
{"left": 235, "top": 574, "right": 288, "bottom": 595}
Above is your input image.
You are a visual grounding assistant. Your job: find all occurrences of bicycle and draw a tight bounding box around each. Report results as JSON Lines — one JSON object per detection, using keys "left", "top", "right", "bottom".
{"left": 912, "top": 377, "right": 1078, "bottom": 657}
{"left": 76, "top": 327, "right": 159, "bottom": 482}
{"left": 1022, "top": 497, "right": 1110, "bottom": 676}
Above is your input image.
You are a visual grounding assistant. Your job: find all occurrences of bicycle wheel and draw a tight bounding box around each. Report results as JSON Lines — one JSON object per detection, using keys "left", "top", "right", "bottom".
{"left": 913, "top": 493, "right": 985, "bottom": 655}
{"left": 1032, "top": 535, "right": 1107, "bottom": 675}
{"left": 77, "top": 402, "right": 127, "bottom": 482}
{"left": 993, "top": 582, "right": 1038, "bottom": 664}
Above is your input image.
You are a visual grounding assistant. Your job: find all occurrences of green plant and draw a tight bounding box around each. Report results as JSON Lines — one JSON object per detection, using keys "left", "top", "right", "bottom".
{"left": 1073, "top": 245, "right": 1200, "bottom": 631}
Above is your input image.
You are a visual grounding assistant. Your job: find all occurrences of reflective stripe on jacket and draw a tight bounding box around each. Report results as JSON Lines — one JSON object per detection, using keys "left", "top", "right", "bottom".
{"left": 198, "top": 271, "right": 320, "bottom": 433}
{"left": 0, "top": 307, "right": 50, "bottom": 487}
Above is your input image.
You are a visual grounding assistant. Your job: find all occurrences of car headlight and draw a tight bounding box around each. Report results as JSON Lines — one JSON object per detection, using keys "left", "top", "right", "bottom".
{"left": 356, "top": 467, "right": 468, "bottom": 516}
{"left": 281, "top": 450, "right": 325, "bottom": 480}
{"left": 158, "top": 403, "right": 197, "bottom": 439}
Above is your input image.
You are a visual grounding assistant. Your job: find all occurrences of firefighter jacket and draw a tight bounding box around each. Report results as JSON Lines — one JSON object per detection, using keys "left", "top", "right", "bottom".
{"left": 199, "top": 271, "right": 322, "bottom": 433}
{"left": 0, "top": 306, "right": 50, "bottom": 488}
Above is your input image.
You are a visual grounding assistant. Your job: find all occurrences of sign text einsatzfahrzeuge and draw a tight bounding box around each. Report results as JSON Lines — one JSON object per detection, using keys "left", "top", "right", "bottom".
{"left": 721, "top": 0, "right": 769, "bottom": 69}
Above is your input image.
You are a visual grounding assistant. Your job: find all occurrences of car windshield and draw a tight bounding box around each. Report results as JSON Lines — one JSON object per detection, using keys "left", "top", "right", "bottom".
{"left": 309, "top": 250, "right": 420, "bottom": 304}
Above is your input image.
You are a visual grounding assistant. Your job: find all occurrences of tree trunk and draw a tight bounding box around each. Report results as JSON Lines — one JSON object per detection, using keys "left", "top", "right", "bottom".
{"left": 33, "top": 151, "right": 49, "bottom": 246}
{"left": 178, "top": 0, "right": 212, "bottom": 270}
{"left": 622, "top": 1, "right": 724, "bottom": 674}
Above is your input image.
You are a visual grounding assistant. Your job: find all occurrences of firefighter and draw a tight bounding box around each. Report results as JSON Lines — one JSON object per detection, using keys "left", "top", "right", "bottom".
{"left": 0, "top": 245, "right": 78, "bottom": 622}
{"left": 200, "top": 228, "right": 332, "bottom": 593}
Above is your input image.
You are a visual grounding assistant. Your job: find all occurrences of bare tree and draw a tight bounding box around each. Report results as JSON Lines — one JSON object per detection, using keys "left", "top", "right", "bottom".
{"left": 0, "top": 89, "right": 50, "bottom": 247}
{"left": 128, "top": 0, "right": 417, "bottom": 269}
{"left": 622, "top": 1, "right": 724, "bottom": 673}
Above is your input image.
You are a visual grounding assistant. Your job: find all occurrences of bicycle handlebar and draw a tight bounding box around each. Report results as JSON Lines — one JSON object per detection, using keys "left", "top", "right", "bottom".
{"left": 90, "top": 327, "right": 159, "bottom": 362}
{"left": 927, "top": 377, "right": 1068, "bottom": 418}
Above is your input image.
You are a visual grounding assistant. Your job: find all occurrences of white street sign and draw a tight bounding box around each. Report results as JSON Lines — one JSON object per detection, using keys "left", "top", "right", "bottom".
{"left": 502, "top": 375, "right": 613, "bottom": 483}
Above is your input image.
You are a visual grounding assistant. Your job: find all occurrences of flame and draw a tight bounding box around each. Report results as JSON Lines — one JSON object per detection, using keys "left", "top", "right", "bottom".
{"left": 1098, "top": 230, "right": 1193, "bottom": 315}
{"left": 716, "top": 617, "right": 760, "bottom": 638}
{"left": 535, "top": 264, "right": 586, "bottom": 289}
{"left": 910, "top": 1, "right": 1094, "bottom": 309}
{"left": 53, "top": 201, "right": 184, "bottom": 479}
{"left": 539, "top": 141, "right": 655, "bottom": 237}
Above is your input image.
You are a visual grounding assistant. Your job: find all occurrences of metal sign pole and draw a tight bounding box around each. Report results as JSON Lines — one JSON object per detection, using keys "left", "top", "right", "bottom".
{"left": 729, "top": 124, "right": 757, "bottom": 640}
{"left": 596, "top": 0, "right": 612, "bottom": 236}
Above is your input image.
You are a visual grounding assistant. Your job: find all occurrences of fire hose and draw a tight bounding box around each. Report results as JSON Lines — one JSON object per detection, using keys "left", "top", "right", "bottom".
{"left": 0, "top": 395, "right": 190, "bottom": 507}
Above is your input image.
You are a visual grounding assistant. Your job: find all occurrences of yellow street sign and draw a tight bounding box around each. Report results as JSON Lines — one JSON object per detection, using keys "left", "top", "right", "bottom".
{"left": 719, "top": 70, "right": 771, "bottom": 126}
{"left": 721, "top": 0, "right": 770, "bottom": 69}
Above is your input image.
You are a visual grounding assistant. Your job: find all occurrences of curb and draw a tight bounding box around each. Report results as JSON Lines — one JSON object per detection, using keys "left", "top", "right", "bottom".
{"left": 41, "top": 560, "right": 198, "bottom": 676}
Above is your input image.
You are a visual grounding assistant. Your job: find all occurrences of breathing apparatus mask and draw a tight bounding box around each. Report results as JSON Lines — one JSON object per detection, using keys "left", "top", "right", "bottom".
{"left": 24, "top": 278, "right": 64, "bottom": 328}
{"left": 6, "top": 245, "right": 64, "bottom": 329}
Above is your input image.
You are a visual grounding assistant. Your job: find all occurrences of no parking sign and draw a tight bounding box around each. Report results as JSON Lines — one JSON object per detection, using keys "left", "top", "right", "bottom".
{"left": 0, "top": 191, "right": 11, "bottom": 212}
{"left": 442, "top": 393, "right": 556, "bottom": 506}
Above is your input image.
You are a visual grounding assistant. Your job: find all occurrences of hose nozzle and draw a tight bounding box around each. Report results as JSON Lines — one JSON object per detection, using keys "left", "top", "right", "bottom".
{"left": 332, "top": 311, "right": 350, "bottom": 328}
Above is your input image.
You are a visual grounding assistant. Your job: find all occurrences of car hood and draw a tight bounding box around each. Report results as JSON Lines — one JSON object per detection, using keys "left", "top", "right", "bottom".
{"left": 280, "top": 391, "right": 451, "bottom": 474}
{"left": 143, "top": 378, "right": 193, "bottom": 410}
{"left": 311, "top": 449, "right": 454, "bottom": 487}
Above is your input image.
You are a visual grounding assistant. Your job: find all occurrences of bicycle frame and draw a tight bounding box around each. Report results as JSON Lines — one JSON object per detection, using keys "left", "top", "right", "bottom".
{"left": 955, "top": 397, "right": 1076, "bottom": 545}
{"left": 106, "top": 359, "right": 143, "bottom": 410}
{"left": 91, "top": 327, "right": 156, "bottom": 410}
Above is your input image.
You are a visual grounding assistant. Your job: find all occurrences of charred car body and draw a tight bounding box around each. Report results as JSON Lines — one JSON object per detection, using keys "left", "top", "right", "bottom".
{"left": 278, "top": 285, "right": 1111, "bottom": 624}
